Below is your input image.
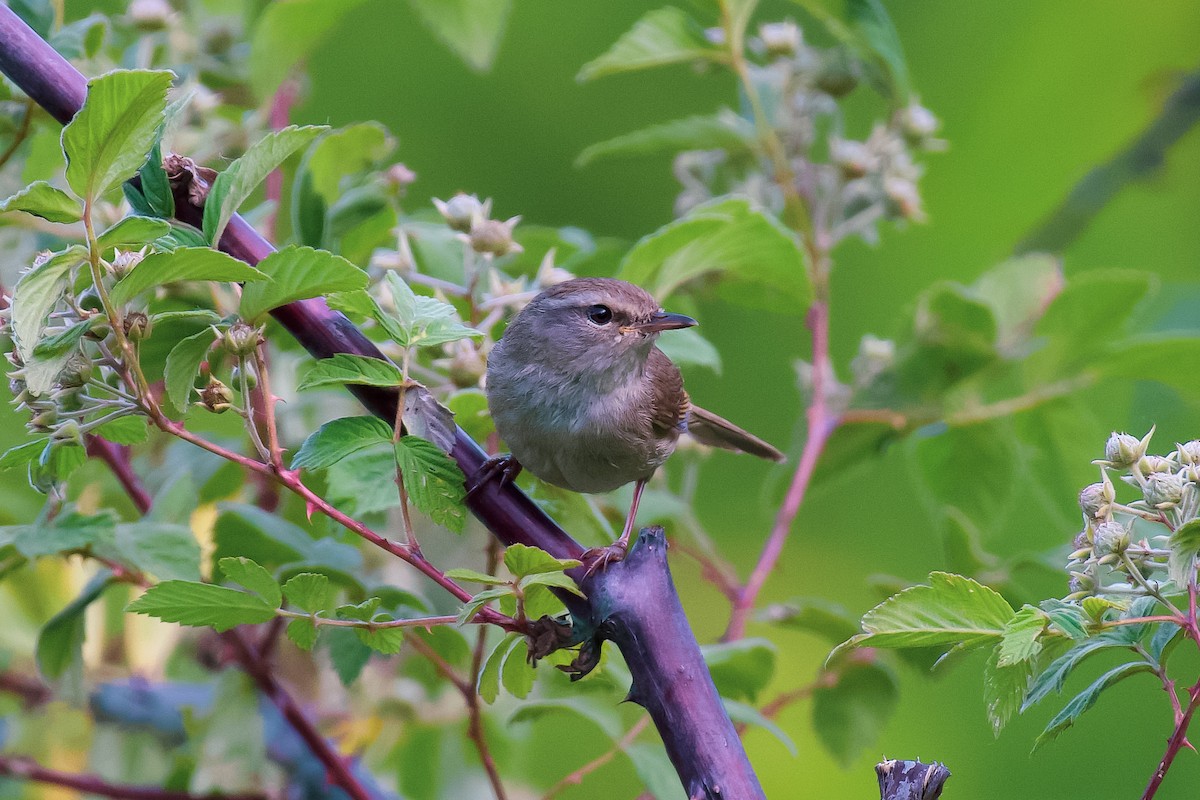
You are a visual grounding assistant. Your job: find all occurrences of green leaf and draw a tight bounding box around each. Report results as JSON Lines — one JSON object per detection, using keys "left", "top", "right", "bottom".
{"left": 626, "top": 743, "right": 682, "bottom": 800}
{"left": 249, "top": 0, "right": 369, "bottom": 98}
{"left": 324, "top": 446, "right": 402, "bottom": 517}
{"left": 282, "top": 573, "right": 334, "bottom": 614}
{"left": 577, "top": 7, "right": 718, "bottom": 81}
{"left": 847, "top": 0, "right": 910, "bottom": 101}
{"left": 95, "top": 215, "right": 171, "bottom": 251}
{"left": 618, "top": 196, "right": 812, "bottom": 312}
{"left": 407, "top": 0, "right": 512, "bottom": 72}
{"left": 218, "top": 557, "right": 282, "bottom": 608}
{"left": 402, "top": 385, "right": 458, "bottom": 453}
{"left": 832, "top": 572, "right": 1014, "bottom": 659}
{"left": 519, "top": 571, "right": 585, "bottom": 597}
{"left": 110, "top": 246, "right": 268, "bottom": 307}
{"left": 507, "top": 697, "right": 624, "bottom": 740}
{"left": 1039, "top": 598, "right": 1089, "bottom": 640}
{"left": 653, "top": 326, "right": 722, "bottom": 373}
{"left": 287, "top": 618, "right": 318, "bottom": 651}
{"left": 478, "top": 634, "right": 519, "bottom": 704}
{"left": 2, "top": 509, "right": 115, "bottom": 559}
{"left": 1, "top": 181, "right": 81, "bottom": 222}
{"left": 291, "top": 416, "right": 392, "bottom": 471}
{"left": 37, "top": 570, "right": 112, "bottom": 680}
{"left": 293, "top": 122, "right": 395, "bottom": 246}
{"left": 456, "top": 586, "right": 511, "bottom": 625}
{"left": 93, "top": 416, "right": 148, "bottom": 445}
{"left": 503, "top": 543, "right": 582, "bottom": 579}
{"left": 325, "top": 626, "right": 373, "bottom": 685}
{"left": 445, "top": 568, "right": 508, "bottom": 586}
{"left": 298, "top": 354, "right": 404, "bottom": 391}
{"left": 812, "top": 661, "right": 898, "bottom": 767}
{"left": 911, "top": 425, "right": 1014, "bottom": 528}
{"left": 100, "top": 521, "right": 201, "bottom": 581}
{"left": 701, "top": 638, "right": 777, "bottom": 702}
{"left": 203, "top": 126, "right": 326, "bottom": 245}
{"left": 335, "top": 598, "right": 405, "bottom": 654}
{"left": 500, "top": 638, "right": 533, "bottom": 699}
{"left": 759, "top": 597, "right": 860, "bottom": 643}
{"left": 32, "top": 318, "right": 93, "bottom": 358}
{"left": 238, "top": 244, "right": 367, "bottom": 323}
{"left": 61, "top": 70, "right": 173, "bottom": 201}
{"left": 577, "top": 110, "right": 756, "bottom": 167}
{"left": 127, "top": 581, "right": 277, "bottom": 631}
{"left": 11, "top": 246, "right": 87, "bottom": 361}
{"left": 448, "top": 389, "right": 494, "bottom": 443}
{"left": 135, "top": 136, "right": 174, "bottom": 218}
{"left": 190, "top": 671, "right": 266, "bottom": 795}
{"left": 0, "top": 439, "right": 49, "bottom": 471}
{"left": 983, "top": 644, "right": 1031, "bottom": 736}
{"left": 1030, "top": 270, "right": 1154, "bottom": 377}
{"left": 394, "top": 435, "right": 468, "bottom": 533}
{"left": 998, "top": 606, "right": 1048, "bottom": 666}
{"left": 970, "top": 254, "right": 1063, "bottom": 354}
{"left": 212, "top": 504, "right": 363, "bottom": 576}
{"left": 1033, "top": 662, "right": 1152, "bottom": 750}
{"left": 723, "top": 699, "right": 797, "bottom": 756}
{"left": 1100, "top": 335, "right": 1200, "bottom": 397}
{"left": 1168, "top": 519, "right": 1200, "bottom": 587}
{"left": 164, "top": 329, "right": 217, "bottom": 413}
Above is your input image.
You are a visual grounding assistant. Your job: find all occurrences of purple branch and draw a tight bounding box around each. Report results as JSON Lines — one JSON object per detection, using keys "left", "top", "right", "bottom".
{"left": 86, "top": 436, "right": 153, "bottom": 513}
{"left": 0, "top": 754, "right": 267, "bottom": 800}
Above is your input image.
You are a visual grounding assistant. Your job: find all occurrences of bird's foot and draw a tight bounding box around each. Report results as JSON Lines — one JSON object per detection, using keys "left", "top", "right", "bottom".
{"left": 580, "top": 539, "right": 629, "bottom": 578}
{"left": 466, "top": 454, "right": 522, "bottom": 498}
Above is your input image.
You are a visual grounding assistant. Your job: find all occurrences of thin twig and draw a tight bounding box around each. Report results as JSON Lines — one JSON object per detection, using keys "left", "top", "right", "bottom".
{"left": 86, "top": 436, "right": 153, "bottom": 512}
{"left": 0, "top": 755, "right": 267, "bottom": 800}
{"left": 541, "top": 717, "right": 651, "bottom": 800}
{"left": 0, "top": 97, "right": 34, "bottom": 169}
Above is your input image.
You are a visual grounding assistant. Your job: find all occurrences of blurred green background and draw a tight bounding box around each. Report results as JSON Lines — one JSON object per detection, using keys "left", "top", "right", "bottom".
{"left": 8, "top": 0, "right": 1200, "bottom": 797}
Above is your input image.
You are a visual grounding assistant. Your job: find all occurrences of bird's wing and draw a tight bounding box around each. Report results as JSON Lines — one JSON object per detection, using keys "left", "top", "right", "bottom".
{"left": 647, "top": 347, "right": 689, "bottom": 437}
{"left": 686, "top": 404, "right": 786, "bottom": 462}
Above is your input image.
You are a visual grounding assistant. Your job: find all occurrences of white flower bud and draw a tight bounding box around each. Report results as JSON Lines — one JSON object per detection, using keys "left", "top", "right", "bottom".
{"left": 1093, "top": 521, "right": 1129, "bottom": 557}
{"left": 1103, "top": 430, "right": 1150, "bottom": 469}
{"left": 830, "top": 138, "right": 875, "bottom": 179}
{"left": 1079, "top": 481, "right": 1113, "bottom": 520}
{"left": 433, "top": 193, "right": 490, "bottom": 233}
{"left": 1176, "top": 441, "right": 1200, "bottom": 466}
{"left": 468, "top": 216, "right": 522, "bottom": 257}
{"left": 899, "top": 102, "right": 939, "bottom": 140}
{"left": 127, "top": 0, "right": 173, "bottom": 30}
{"left": 1144, "top": 471, "right": 1185, "bottom": 509}
{"left": 759, "top": 21, "right": 802, "bottom": 57}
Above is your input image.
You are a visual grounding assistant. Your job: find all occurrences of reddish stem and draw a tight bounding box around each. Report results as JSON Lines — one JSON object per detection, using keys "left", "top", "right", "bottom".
{"left": 1142, "top": 679, "right": 1200, "bottom": 800}
{"left": 86, "top": 436, "right": 153, "bottom": 512}
{"left": 263, "top": 78, "right": 298, "bottom": 242}
{"left": 0, "top": 754, "right": 266, "bottom": 800}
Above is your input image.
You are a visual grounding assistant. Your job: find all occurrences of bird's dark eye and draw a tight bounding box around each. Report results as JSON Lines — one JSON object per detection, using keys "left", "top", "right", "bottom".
{"left": 586, "top": 304, "right": 613, "bottom": 325}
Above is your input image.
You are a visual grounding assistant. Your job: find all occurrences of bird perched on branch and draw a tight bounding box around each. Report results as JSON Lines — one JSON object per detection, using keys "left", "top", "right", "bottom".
{"left": 480, "top": 277, "right": 784, "bottom": 571}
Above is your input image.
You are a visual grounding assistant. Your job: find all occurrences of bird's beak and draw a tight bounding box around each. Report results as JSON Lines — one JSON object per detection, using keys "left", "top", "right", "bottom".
{"left": 625, "top": 311, "right": 698, "bottom": 334}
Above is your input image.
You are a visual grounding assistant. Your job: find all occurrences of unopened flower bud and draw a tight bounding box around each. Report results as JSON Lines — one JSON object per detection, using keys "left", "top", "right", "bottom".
{"left": 447, "top": 340, "right": 486, "bottom": 389}
{"left": 1079, "top": 481, "right": 1114, "bottom": 520}
{"left": 883, "top": 176, "right": 923, "bottom": 220}
{"left": 50, "top": 419, "right": 83, "bottom": 446}
{"left": 433, "top": 193, "right": 489, "bottom": 233}
{"left": 127, "top": 0, "right": 172, "bottom": 30}
{"left": 1093, "top": 521, "right": 1129, "bottom": 557}
{"left": 898, "top": 102, "right": 939, "bottom": 142}
{"left": 230, "top": 365, "right": 257, "bottom": 390}
{"left": 830, "top": 139, "right": 873, "bottom": 179}
{"left": 1176, "top": 441, "right": 1200, "bottom": 466}
{"left": 223, "top": 322, "right": 262, "bottom": 357}
{"left": 29, "top": 409, "right": 57, "bottom": 431}
{"left": 1144, "top": 472, "right": 1185, "bottom": 509}
{"left": 850, "top": 334, "right": 895, "bottom": 386}
{"left": 57, "top": 352, "right": 93, "bottom": 389}
{"left": 110, "top": 247, "right": 146, "bottom": 280}
{"left": 1102, "top": 430, "right": 1151, "bottom": 469}
{"left": 384, "top": 163, "right": 417, "bottom": 194}
{"left": 123, "top": 311, "right": 151, "bottom": 341}
{"left": 200, "top": 379, "right": 234, "bottom": 413}
{"left": 468, "top": 216, "right": 522, "bottom": 257}
{"left": 815, "top": 48, "right": 860, "bottom": 97}
{"left": 759, "top": 21, "right": 802, "bottom": 57}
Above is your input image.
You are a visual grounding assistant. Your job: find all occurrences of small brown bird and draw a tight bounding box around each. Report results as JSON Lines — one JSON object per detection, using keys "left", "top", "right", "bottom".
{"left": 482, "top": 278, "right": 784, "bottom": 567}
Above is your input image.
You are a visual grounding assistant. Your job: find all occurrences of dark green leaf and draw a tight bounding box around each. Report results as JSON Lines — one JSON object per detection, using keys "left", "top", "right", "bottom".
{"left": 297, "top": 354, "right": 404, "bottom": 391}
{"left": 127, "top": 581, "right": 277, "bottom": 631}
{"left": 1039, "top": 598, "right": 1089, "bottom": 640}
{"left": 282, "top": 573, "right": 334, "bottom": 614}
{"left": 577, "top": 111, "right": 756, "bottom": 167}
{"left": 110, "top": 247, "right": 268, "bottom": 307}
{"left": 759, "top": 597, "right": 860, "bottom": 643}
{"left": 500, "top": 638, "right": 533, "bottom": 699}
{"left": 37, "top": 570, "right": 112, "bottom": 680}
{"left": 1033, "top": 662, "right": 1152, "bottom": 750}
{"left": 203, "top": 126, "right": 326, "bottom": 245}
{"left": 813, "top": 661, "right": 898, "bottom": 767}
{"left": 61, "top": 70, "right": 173, "bottom": 201}
{"left": 249, "top": 0, "right": 369, "bottom": 98}
{"left": 326, "top": 626, "right": 372, "bottom": 685}
{"left": 408, "top": 0, "right": 511, "bottom": 72}
{"left": 291, "top": 416, "right": 392, "bottom": 471}
{"left": 238, "top": 244, "right": 367, "bottom": 323}
{"left": 478, "top": 633, "right": 517, "bottom": 704}
{"left": 701, "top": 638, "right": 777, "bottom": 702}
{"left": 218, "top": 557, "right": 282, "bottom": 607}
{"left": 847, "top": 0, "right": 910, "bottom": 101}
{"left": 0, "top": 181, "right": 80, "bottom": 222}
{"left": 95, "top": 215, "right": 171, "bottom": 250}
{"left": 394, "top": 435, "right": 467, "bottom": 533}
{"left": 136, "top": 138, "right": 174, "bottom": 218}
{"left": 11, "top": 245, "right": 87, "bottom": 361}
{"left": 286, "top": 618, "right": 318, "bottom": 651}
{"left": 507, "top": 697, "right": 624, "bottom": 740}
{"left": 164, "top": 329, "right": 217, "bottom": 413}
{"left": 577, "top": 7, "right": 718, "bottom": 81}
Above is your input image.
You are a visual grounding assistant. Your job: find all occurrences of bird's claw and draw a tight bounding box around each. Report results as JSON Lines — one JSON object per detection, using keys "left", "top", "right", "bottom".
{"left": 580, "top": 540, "right": 629, "bottom": 578}
{"left": 466, "top": 454, "right": 522, "bottom": 497}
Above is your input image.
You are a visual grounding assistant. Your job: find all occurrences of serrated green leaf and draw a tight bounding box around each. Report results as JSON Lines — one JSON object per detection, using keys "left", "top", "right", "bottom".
{"left": 619, "top": 196, "right": 811, "bottom": 312}
{"left": 110, "top": 247, "right": 268, "bottom": 307}
{"left": 11, "top": 245, "right": 87, "bottom": 361}
{"left": 1168, "top": 519, "right": 1200, "bottom": 587}
{"left": 500, "top": 637, "right": 533, "bottom": 699}
{"left": 445, "top": 568, "right": 508, "bottom": 586}
{"left": 93, "top": 416, "right": 148, "bottom": 445}
{"left": 286, "top": 617, "right": 318, "bottom": 650}
{"left": 127, "top": 581, "right": 277, "bottom": 631}
{"left": 998, "top": 606, "right": 1048, "bottom": 666}
{"left": 1039, "top": 598, "right": 1089, "bottom": 640}
{"left": 62, "top": 69, "right": 173, "bottom": 200}
{"left": 291, "top": 416, "right": 392, "bottom": 471}
{"left": 164, "top": 329, "right": 217, "bottom": 413}
{"left": 1081, "top": 596, "right": 1127, "bottom": 622}
{"left": 519, "top": 571, "right": 585, "bottom": 597}
{"left": 100, "top": 521, "right": 201, "bottom": 581}
{"left": 1, "top": 180, "right": 81, "bottom": 222}
{"left": 249, "top": 0, "right": 369, "bottom": 98}
{"left": 298, "top": 354, "right": 404, "bottom": 391}
{"left": 203, "top": 126, "right": 326, "bottom": 245}
{"left": 578, "top": 110, "right": 756, "bottom": 167}
{"left": 218, "top": 557, "right": 282, "bottom": 608}
{"left": 812, "top": 661, "right": 898, "bottom": 767}
{"left": 457, "top": 586, "right": 511, "bottom": 625}
{"left": 282, "top": 573, "right": 334, "bottom": 614}
{"left": 37, "top": 570, "right": 112, "bottom": 680}
{"left": 394, "top": 435, "right": 467, "bottom": 533}
{"left": 1033, "top": 662, "right": 1152, "bottom": 750}
{"left": 577, "top": 7, "right": 718, "bottom": 81}
{"left": 984, "top": 644, "right": 1031, "bottom": 736}
{"left": 478, "top": 633, "right": 518, "bottom": 704}
{"left": 95, "top": 215, "right": 171, "bottom": 250}
{"left": 701, "top": 638, "right": 777, "bottom": 702}
{"left": 408, "top": 0, "right": 511, "bottom": 72}
{"left": 503, "top": 543, "right": 582, "bottom": 579}
{"left": 0, "top": 439, "right": 49, "bottom": 471}
{"left": 325, "top": 626, "right": 372, "bottom": 685}
{"left": 238, "top": 244, "right": 367, "bottom": 323}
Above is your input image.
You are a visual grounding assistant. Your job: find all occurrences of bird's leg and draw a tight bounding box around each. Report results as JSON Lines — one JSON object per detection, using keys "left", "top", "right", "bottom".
{"left": 465, "top": 454, "right": 522, "bottom": 497}
{"left": 582, "top": 479, "right": 646, "bottom": 576}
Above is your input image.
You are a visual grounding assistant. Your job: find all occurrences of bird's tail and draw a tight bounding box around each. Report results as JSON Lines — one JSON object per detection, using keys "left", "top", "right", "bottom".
{"left": 686, "top": 405, "right": 786, "bottom": 462}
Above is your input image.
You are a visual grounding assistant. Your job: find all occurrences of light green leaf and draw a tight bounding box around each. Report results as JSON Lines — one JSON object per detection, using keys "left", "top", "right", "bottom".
{"left": 724, "top": 699, "right": 797, "bottom": 756}
{"left": 62, "top": 70, "right": 173, "bottom": 201}
{"left": 37, "top": 570, "right": 112, "bottom": 680}
{"left": 203, "top": 126, "right": 326, "bottom": 245}
{"left": 95, "top": 215, "right": 171, "bottom": 250}
{"left": 101, "top": 521, "right": 201, "bottom": 582}
{"left": 293, "top": 122, "right": 395, "bottom": 246}
{"left": 0, "top": 439, "right": 49, "bottom": 471}
{"left": 848, "top": 0, "right": 910, "bottom": 101}
{"left": 445, "top": 568, "right": 508, "bottom": 586}
{"left": 297, "top": 354, "right": 404, "bottom": 391}
{"left": 448, "top": 389, "right": 494, "bottom": 443}
{"left": 110, "top": 247, "right": 267, "bottom": 307}
{"left": 282, "top": 573, "right": 334, "bottom": 615}
{"left": 519, "top": 571, "right": 585, "bottom": 597}
{"left": 1, "top": 181, "right": 81, "bottom": 223}
{"left": 394, "top": 435, "right": 468, "bottom": 533}
{"left": 701, "top": 638, "right": 777, "bottom": 702}
{"left": 1033, "top": 662, "right": 1152, "bottom": 750}
{"left": 577, "top": 110, "right": 756, "bottom": 167}
{"left": 32, "top": 318, "right": 93, "bottom": 357}
{"left": 653, "top": 326, "right": 722, "bottom": 373}
{"left": 3, "top": 509, "right": 114, "bottom": 559}
{"left": 626, "top": 743, "right": 681, "bottom": 800}
{"left": 408, "top": 0, "right": 512, "bottom": 72}
{"left": 507, "top": 697, "right": 624, "bottom": 740}
{"left": 291, "top": 416, "right": 392, "bottom": 471}
{"left": 11, "top": 245, "right": 87, "bottom": 361}
{"left": 759, "top": 597, "right": 860, "bottom": 643}
{"left": 238, "top": 244, "right": 367, "bottom": 322}
{"left": 127, "top": 581, "right": 277, "bottom": 631}
{"left": 911, "top": 425, "right": 1013, "bottom": 528}
{"left": 500, "top": 638, "right": 533, "bottom": 699}
{"left": 164, "top": 329, "right": 217, "bottom": 413}
{"left": 93, "top": 416, "right": 148, "bottom": 445}
{"left": 969, "top": 254, "right": 1063, "bottom": 354}
{"left": 456, "top": 586, "right": 511, "bottom": 625}
{"left": 577, "top": 7, "right": 718, "bottom": 81}
{"left": 218, "top": 557, "right": 282, "bottom": 608}
{"left": 249, "top": 0, "right": 369, "bottom": 98}
{"left": 503, "top": 543, "right": 582, "bottom": 579}
{"left": 1168, "top": 519, "right": 1200, "bottom": 587}
{"left": 478, "top": 633, "right": 519, "bottom": 704}
{"left": 287, "top": 618, "right": 318, "bottom": 651}
{"left": 983, "top": 644, "right": 1030, "bottom": 736}
{"left": 998, "top": 605, "right": 1048, "bottom": 667}
{"left": 619, "top": 196, "right": 811, "bottom": 312}
{"left": 1030, "top": 270, "right": 1153, "bottom": 377}
{"left": 812, "top": 662, "right": 899, "bottom": 767}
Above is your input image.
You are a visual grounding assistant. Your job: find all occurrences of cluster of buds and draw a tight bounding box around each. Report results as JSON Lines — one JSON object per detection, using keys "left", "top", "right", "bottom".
{"left": 433, "top": 193, "right": 523, "bottom": 258}
{"left": 1065, "top": 429, "right": 1200, "bottom": 601}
